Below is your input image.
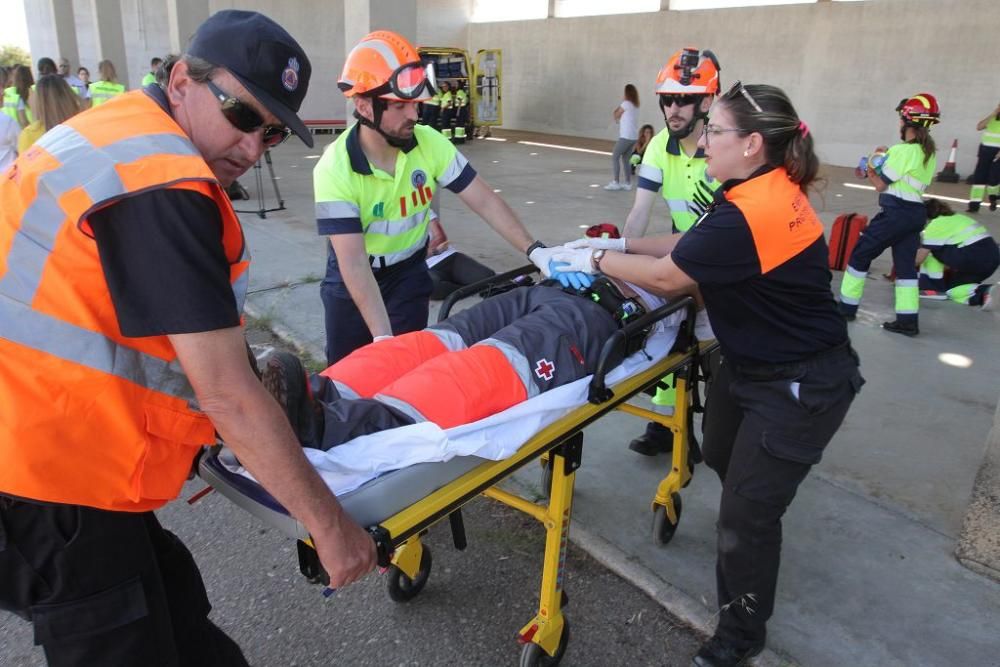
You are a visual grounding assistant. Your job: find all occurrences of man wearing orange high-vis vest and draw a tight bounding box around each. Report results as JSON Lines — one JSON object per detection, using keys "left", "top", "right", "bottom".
{"left": 0, "top": 11, "right": 374, "bottom": 664}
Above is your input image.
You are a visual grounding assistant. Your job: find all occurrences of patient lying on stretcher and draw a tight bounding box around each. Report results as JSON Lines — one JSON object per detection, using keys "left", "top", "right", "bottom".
{"left": 265, "top": 280, "right": 684, "bottom": 451}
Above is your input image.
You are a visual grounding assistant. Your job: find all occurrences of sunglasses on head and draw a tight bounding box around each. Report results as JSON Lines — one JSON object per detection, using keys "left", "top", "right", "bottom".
{"left": 659, "top": 93, "right": 700, "bottom": 108}
{"left": 726, "top": 80, "right": 763, "bottom": 113}
{"left": 206, "top": 79, "right": 292, "bottom": 148}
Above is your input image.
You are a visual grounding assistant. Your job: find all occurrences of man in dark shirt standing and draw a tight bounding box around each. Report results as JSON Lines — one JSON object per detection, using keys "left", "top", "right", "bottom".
{"left": 0, "top": 11, "right": 374, "bottom": 665}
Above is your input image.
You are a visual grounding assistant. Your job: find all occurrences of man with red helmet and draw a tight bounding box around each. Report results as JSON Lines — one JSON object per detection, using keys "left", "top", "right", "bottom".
{"left": 314, "top": 31, "right": 555, "bottom": 364}
{"left": 608, "top": 48, "right": 723, "bottom": 455}
{"left": 839, "top": 93, "right": 940, "bottom": 336}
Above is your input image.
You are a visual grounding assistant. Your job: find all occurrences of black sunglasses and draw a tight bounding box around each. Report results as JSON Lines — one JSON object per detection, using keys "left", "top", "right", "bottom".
{"left": 206, "top": 79, "right": 291, "bottom": 148}
{"left": 659, "top": 93, "right": 700, "bottom": 108}
{"left": 726, "top": 80, "right": 763, "bottom": 113}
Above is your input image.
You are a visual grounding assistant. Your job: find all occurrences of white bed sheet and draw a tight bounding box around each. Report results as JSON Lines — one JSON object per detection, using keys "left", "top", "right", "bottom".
{"left": 229, "top": 314, "right": 682, "bottom": 496}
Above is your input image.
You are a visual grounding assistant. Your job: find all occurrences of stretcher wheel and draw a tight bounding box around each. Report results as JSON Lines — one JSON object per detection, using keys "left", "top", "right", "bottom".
{"left": 386, "top": 546, "right": 432, "bottom": 603}
{"left": 519, "top": 618, "right": 569, "bottom": 667}
{"left": 652, "top": 493, "right": 682, "bottom": 545}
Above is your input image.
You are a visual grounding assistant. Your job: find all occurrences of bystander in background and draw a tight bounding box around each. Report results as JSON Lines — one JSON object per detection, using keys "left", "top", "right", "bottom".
{"left": 17, "top": 74, "right": 82, "bottom": 153}
{"left": 605, "top": 83, "right": 639, "bottom": 191}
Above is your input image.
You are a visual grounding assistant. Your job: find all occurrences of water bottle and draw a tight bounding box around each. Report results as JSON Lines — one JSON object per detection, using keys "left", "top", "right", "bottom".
{"left": 855, "top": 156, "right": 870, "bottom": 179}
{"left": 869, "top": 152, "right": 886, "bottom": 173}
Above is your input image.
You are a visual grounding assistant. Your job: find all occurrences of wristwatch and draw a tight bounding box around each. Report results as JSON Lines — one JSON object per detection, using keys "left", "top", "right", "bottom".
{"left": 525, "top": 240, "right": 546, "bottom": 258}
{"left": 592, "top": 249, "right": 607, "bottom": 271}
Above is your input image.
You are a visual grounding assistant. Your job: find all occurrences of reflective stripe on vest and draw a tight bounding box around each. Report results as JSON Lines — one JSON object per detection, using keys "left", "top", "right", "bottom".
{"left": 90, "top": 80, "right": 126, "bottom": 106}
{"left": 881, "top": 157, "right": 931, "bottom": 203}
{"left": 923, "top": 214, "right": 993, "bottom": 248}
{"left": 982, "top": 117, "right": 1000, "bottom": 148}
{"left": 639, "top": 133, "right": 718, "bottom": 233}
{"left": 365, "top": 209, "right": 432, "bottom": 267}
{"left": 0, "top": 91, "right": 248, "bottom": 511}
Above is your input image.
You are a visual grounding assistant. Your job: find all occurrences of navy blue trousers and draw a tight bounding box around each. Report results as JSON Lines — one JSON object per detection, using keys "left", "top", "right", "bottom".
{"left": 321, "top": 258, "right": 433, "bottom": 365}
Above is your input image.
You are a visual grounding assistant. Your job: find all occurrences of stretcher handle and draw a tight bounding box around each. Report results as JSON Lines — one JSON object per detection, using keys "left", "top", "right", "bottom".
{"left": 588, "top": 296, "right": 697, "bottom": 405}
{"left": 438, "top": 263, "right": 538, "bottom": 321}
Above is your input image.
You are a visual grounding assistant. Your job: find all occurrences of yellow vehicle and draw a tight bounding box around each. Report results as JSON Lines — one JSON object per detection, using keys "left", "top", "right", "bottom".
{"left": 418, "top": 46, "right": 502, "bottom": 142}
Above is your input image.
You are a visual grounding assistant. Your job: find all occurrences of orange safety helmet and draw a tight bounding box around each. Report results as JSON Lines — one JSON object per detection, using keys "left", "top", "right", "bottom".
{"left": 338, "top": 30, "right": 435, "bottom": 102}
{"left": 897, "top": 93, "right": 940, "bottom": 128}
{"left": 655, "top": 47, "right": 721, "bottom": 96}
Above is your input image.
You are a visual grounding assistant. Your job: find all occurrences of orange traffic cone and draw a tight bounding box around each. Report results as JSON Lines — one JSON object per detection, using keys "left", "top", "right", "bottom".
{"left": 936, "top": 139, "right": 960, "bottom": 183}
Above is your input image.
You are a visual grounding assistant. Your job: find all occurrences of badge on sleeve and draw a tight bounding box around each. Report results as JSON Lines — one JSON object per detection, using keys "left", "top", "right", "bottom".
{"left": 534, "top": 358, "right": 555, "bottom": 381}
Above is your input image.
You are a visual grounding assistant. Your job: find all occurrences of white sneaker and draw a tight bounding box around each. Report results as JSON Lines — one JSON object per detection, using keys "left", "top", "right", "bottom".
{"left": 621, "top": 182, "right": 633, "bottom": 191}
{"left": 983, "top": 283, "right": 998, "bottom": 311}
{"left": 603, "top": 181, "right": 621, "bottom": 191}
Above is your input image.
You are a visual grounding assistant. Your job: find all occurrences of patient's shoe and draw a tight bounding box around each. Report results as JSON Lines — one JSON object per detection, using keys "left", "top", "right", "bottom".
{"left": 263, "top": 351, "right": 321, "bottom": 445}
{"left": 628, "top": 420, "right": 673, "bottom": 456}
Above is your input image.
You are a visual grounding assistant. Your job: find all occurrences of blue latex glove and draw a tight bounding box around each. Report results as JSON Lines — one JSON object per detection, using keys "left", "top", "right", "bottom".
{"left": 548, "top": 259, "right": 594, "bottom": 290}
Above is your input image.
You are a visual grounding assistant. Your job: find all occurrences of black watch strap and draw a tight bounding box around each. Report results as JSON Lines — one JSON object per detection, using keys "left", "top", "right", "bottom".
{"left": 525, "top": 240, "right": 546, "bottom": 258}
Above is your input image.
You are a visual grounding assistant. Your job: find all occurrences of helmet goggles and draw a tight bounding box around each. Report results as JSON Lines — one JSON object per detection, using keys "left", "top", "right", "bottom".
{"left": 375, "top": 60, "right": 437, "bottom": 101}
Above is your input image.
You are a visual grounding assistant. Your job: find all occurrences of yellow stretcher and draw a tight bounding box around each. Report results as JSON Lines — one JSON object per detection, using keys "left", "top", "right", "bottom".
{"left": 198, "top": 268, "right": 718, "bottom": 666}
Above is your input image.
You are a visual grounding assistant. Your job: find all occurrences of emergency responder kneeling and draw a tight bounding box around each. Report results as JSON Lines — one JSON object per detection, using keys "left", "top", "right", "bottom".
{"left": 550, "top": 83, "right": 863, "bottom": 667}
{"left": 314, "top": 30, "right": 560, "bottom": 365}
{"left": 620, "top": 46, "right": 722, "bottom": 456}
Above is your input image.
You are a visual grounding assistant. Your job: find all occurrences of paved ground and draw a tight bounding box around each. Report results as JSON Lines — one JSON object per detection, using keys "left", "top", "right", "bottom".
{"left": 3, "top": 128, "right": 998, "bottom": 666}
{"left": 0, "top": 321, "right": 704, "bottom": 667}
{"left": 0, "top": 487, "right": 703, "bottom": 667}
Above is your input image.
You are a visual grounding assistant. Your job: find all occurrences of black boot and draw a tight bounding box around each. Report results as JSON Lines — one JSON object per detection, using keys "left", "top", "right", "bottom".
{"left": 628, "top": 420, "right": 673, "bottom": 456}
{"left": 262, "top": 351, "right": 323, "bottom": 445}
{"left": 990, "top": 195, "right": 998, "bottom": 212}
{"left": 967, "top": 200, "right": 981, "bottom": 213}
{"left": 882, "top": 319, "right": 919, "bottom": 337}
{"left": 691, "top": 635, "right": 765, "bottom": 667}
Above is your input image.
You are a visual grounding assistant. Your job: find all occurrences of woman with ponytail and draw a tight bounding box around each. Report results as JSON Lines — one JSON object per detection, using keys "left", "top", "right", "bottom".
{"left": 550, "top": 82, "right": 863, "bottom": 667}
{"left": 837, "top": 93, "right": 940, "bottom": 336}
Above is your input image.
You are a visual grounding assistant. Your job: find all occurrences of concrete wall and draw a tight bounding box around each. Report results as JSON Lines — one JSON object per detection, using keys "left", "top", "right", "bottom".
{"left": 467, "top": 0, "right": 1000, "bottom": 171}
{"left": 417, "top": 0, "right": 470, "bottom": 48}
{"left": 24, "top": 1, "right": 59, "bottom": 70}
{"left": 118, "top": 0, "right": 172, "bottom": 89}
{"left": 71, "top": 0, "right": 97, "bottom": 73}
{"left": 211, "top": 0, "right": 346, "bottom": 125}
{"left": 21, "top": 0, "right": 999, "bottom": 171}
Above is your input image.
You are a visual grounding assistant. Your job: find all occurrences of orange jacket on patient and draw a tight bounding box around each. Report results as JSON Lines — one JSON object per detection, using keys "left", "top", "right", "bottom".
{"left": 315, "top": 286, "right": 621, "bottom": 433}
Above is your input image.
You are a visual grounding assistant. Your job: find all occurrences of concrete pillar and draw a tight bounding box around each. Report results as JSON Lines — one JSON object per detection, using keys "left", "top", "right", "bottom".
{"left": 166, "top": 0, "right": 208, "bottom": 53}
{"left": 548, "top": 0, "right": 557, "bottom": 18}
{"left": 660, "top": 0, "right": 671, "bottom": 9}
{"left": 53, "top": 0, "right": 81, "bottom": 69}
{"left": 89, "top": 0, "right": 129, "bottom": 84}
{"left": 22, "top": 0, "right": 81, "bottom": 71}
{"left": 343, "top": 0, "right": 418, "bottom": 126}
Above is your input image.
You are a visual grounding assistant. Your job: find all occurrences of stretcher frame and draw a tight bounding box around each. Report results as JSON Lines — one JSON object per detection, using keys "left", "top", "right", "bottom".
{"left": 199, "top": 267, "right": 717, "bottom": 666}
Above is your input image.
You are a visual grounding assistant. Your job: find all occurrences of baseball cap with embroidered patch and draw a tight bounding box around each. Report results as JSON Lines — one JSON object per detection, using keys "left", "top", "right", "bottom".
{"left": 187, "top": 9, "right": 314, "bottom": 147}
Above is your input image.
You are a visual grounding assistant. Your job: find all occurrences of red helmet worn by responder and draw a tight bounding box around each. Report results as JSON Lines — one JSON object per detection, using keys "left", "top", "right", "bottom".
{"left": 338, "top": 30, "right": 436, "bottom": 146}
{"left": 897, "top": 93, "right": 941, "bottom": 128}
{"left": 654, "top": 47, "right": 721, "bottom": 139}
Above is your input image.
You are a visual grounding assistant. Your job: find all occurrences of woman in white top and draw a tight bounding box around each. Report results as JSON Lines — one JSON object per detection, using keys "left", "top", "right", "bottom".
{"left": 606, "top": 83, "right": 640, "bottom": 191}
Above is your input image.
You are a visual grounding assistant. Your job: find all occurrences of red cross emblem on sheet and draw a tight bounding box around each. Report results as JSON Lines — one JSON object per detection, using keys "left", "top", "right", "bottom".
{"left": 534, "top": 358, "right": 555, "bottom": 381}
